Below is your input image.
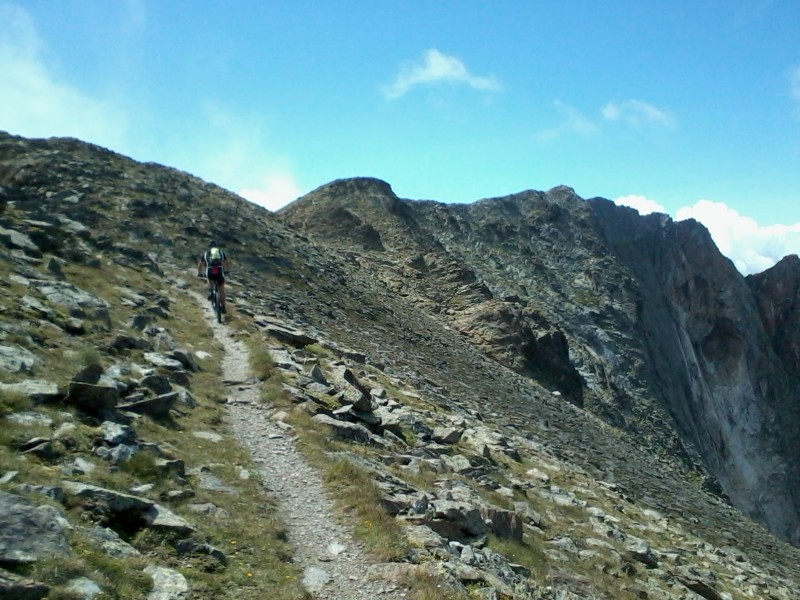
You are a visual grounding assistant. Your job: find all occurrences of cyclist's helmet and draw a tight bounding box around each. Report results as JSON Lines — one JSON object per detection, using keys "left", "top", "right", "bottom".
{"left": 209, "top": 240, "right": 217, "bottom": 247}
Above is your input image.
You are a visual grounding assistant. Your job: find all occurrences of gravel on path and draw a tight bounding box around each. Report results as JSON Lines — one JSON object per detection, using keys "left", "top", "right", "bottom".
{"left": 202, "top": 301, "right": 411, "bottom": 600}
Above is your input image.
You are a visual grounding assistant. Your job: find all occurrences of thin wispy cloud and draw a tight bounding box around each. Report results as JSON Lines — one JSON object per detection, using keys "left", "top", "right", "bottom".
{"left": 0, "top": 3, "right": 128, "bottom": 148}
{"left": 602, "top": 99, "right": 675, "bottom": 127}
{"left": 383, "top": 49, "right": 501, "bottom": 99}
{"left": 536, "top": 100, "right": 598, "bottom": 141}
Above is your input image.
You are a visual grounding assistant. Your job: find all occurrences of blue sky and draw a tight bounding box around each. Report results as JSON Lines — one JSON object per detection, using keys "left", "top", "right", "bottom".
{"left": 1, "top": 1, "right": 799, "bottom": 274}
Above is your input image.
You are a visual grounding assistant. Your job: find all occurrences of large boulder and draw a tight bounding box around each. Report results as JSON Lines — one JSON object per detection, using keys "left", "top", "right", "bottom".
{"left": 0, "top": 379, "right": 61, "bottom": 404}
{"left": 0, "top": 491, "right": 71, "bottom": 564}
{"left": 311, "top": 414, "right": 373, "bottom": 444}
{"left": 60, "top": 481, "right": 195, "bottom": 535}
{"left": 0, "top": 345, "right": 40, "bottom": 373}
{"left": 329, "top": 366, "right": 375, "bottom": 412}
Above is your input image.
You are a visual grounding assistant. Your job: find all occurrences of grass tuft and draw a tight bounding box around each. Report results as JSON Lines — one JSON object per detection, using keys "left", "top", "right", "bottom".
{"left": 323, "top": 457, "right": 409, "bottom": 561}
{"left": 249, "top": 341, "right": 277, "bottom": 381}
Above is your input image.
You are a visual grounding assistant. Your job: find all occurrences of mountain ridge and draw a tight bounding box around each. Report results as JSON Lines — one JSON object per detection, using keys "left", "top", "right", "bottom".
{"left": 281, "top": 175, "right": 800, "bottom": 546}
{"left": 2, "top": 131, "right": 800, "bottom": 598}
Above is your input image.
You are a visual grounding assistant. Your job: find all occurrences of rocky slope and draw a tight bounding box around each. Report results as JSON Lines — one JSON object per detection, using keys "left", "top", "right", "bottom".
{"left": 2, "top": 131, "right": 800, "bottom": 599}
{"left": 281, "top": 177, "right": 800, "bottom": 547}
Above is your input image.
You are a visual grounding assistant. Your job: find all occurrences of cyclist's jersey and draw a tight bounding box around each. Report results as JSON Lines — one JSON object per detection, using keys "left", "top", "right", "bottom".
{"left": 205, "top": 247, "right": 225, "bottom": 266}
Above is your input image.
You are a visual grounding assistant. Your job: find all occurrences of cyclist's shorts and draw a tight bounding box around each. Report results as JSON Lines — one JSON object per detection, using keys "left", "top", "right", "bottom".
{"left": 207, "top": 266, "right": 225, "bottom": 282}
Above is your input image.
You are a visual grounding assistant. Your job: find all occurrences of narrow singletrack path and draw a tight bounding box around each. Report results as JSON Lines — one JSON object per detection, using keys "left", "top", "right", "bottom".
{"left": 199, "top": 297, "right": 410, "bottom": 599}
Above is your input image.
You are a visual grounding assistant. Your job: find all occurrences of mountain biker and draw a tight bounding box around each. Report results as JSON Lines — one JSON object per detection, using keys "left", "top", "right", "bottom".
{"left": 197, "top": 240, "right": 229, "bottom": 313}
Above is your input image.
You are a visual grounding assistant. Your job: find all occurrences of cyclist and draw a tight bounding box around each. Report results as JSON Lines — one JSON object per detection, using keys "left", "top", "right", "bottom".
{"left": 197, "top": 240, "right": 229, "bottom": 313}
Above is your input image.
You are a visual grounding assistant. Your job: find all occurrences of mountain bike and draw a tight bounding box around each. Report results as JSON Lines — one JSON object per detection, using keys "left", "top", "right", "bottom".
{"left": 209, "top": 279, "right": 222, "bottom": 323}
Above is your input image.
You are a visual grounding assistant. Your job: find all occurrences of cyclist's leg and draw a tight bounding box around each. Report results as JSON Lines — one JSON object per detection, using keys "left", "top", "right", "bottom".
{"left": 218, "top": 280, "right": 226, "bottom": 311}
{"left": 205, "top": 268, "right": 213, "bottom": 299}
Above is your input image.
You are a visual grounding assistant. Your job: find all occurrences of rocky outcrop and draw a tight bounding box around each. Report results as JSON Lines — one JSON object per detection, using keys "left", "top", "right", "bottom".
{"left": 282, "top": 178, "right": 800, "bottom": 548}
{"left": 589, "top": 199, "right": 800, "bottom": 545}
{"left": 748, "top": 254, "right": 800, "bottom": 373}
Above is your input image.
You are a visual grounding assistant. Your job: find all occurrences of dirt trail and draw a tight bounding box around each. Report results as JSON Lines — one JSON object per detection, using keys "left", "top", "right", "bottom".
{"left": 201, "top": 301, "right": 410, "bottom": 599}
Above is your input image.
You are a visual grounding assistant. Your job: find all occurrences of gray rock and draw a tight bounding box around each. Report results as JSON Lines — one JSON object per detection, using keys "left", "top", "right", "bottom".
{"left": 174, "top": 539, "right": 227, "bottom": 564}
{"left": 65, "top": 381, "right": 119, "bottom": 413}
{"left": 34, "top": 281, "right": 109, "bottom": 310}
{"left": 0, "top": 568, "right": 49, "bottom": 600}
{"left": 482, "top": 507, "right": 523, "bottom": 541}
{"left": 144, "top": 565, "right": 189, "bottom": 600}
{"left": 329, "top": 365, "right": 375, "bottom": 411}
{"left": 6, "top": 411, "right": 53, "bottom": 427}
{"left": 0, "top": 225, "right": 42, "bottom": 256}
{"left": 626, "top": 538, "right": 659, "bottom": 568}
{"left": 117, "top": 391, "right": 178, "bottom": 417}
{"left": 60, "top": 481, "right": 195, "bottom": 535}
{"left": 431, "top": 499, "right": 486, "bottom": 536}
{"left": 0, "top": 491, "right": 71, "bottom": 563}
{"left": 254, "top": 316, "right": 318, "bottom": 346}
{"left": 61, "top": 457, "right": 96, "bottom": 476}
{"left": 193, "top": 431, "right": 224, "bottom": 443}
{"left": 0, "top": 379, "right": 61, "bottom": 403}
{"left": 143, "top": 352, "right": 184, "bottom": 370}
{"left": 311, "top": 414, "right": 373, "bottom": 444}
{"left": 302, "top": 566, "right": 332, "bottom": 592}
{"left": 83, "top": 526, "right": 141, "bottom": 558}
{"left": 432, "top": 426, "right": 464, "bottom": 444}
{"left": 100, "top": 421, "right": 136, "bottom": 445}
{"left": 65, "top": 577, "right": 102, "bottom": 599}
{"left": 0, "top": 344, "right": 40, "bottom": 372}
{"left": 140, "top": 374, "right": 173, "bottom": 395}
{"left": 169, "top": 349, "right": 199, "bottom": 372}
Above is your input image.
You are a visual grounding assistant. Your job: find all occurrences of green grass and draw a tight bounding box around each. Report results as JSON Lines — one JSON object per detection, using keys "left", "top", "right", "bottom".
{"left": 0, "top": 260, "right": 311, "bottom": 600}
{"left": 0, "top": 389, "right": 32, "bottom": 417}
{"left": 323, "top": 457, "right": 409, "bottom": 561}
{"left": 303, "top": 343, "right": 332, "bottom": 358}
{"left": 248, "top": 340, "right": 277, "bottom": 381}
{"left": 407, "top": 572, "right": 471, "bottom": 600}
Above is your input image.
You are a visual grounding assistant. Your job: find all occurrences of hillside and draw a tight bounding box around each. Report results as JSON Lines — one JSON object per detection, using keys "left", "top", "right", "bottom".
{"left": 1, "top": 132, "right": 799, "bottom": 599}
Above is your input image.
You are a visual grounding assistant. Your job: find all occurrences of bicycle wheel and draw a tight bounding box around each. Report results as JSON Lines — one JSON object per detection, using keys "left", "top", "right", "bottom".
{"left": 213, "top": 284, "right": 222, "bottom": 323}
{"left": 211, "top": 281, "right": 222, "bottom": 323}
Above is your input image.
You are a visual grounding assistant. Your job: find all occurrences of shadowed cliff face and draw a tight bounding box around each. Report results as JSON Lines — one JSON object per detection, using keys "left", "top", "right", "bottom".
{"left": 589, "top": 199, "right": 800, "bottom": 546}
{"left": 283, "top": 180, "right": 800, "bottom": 545}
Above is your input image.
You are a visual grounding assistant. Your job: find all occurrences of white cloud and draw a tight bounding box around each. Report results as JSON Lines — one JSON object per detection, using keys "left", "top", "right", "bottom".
{"left": 0, "top": 3, "right": 128, "bottom": 148}
{"left": 536, "top": 100, "right": 598, "bottom": 141}
{"left": 602, "top": 99, "right": 674, "bottom": 127}
{"left": 615, "top": 194, "right": 666, "bottom": 215}
{"left": 676, "top": 199, "right": 800, "bottom": 275}
{"left": 239, "top": 172, "right": 303, "bottom": 212}
{"left": 383, "top": 49, "right": 501, "bottom": 99}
